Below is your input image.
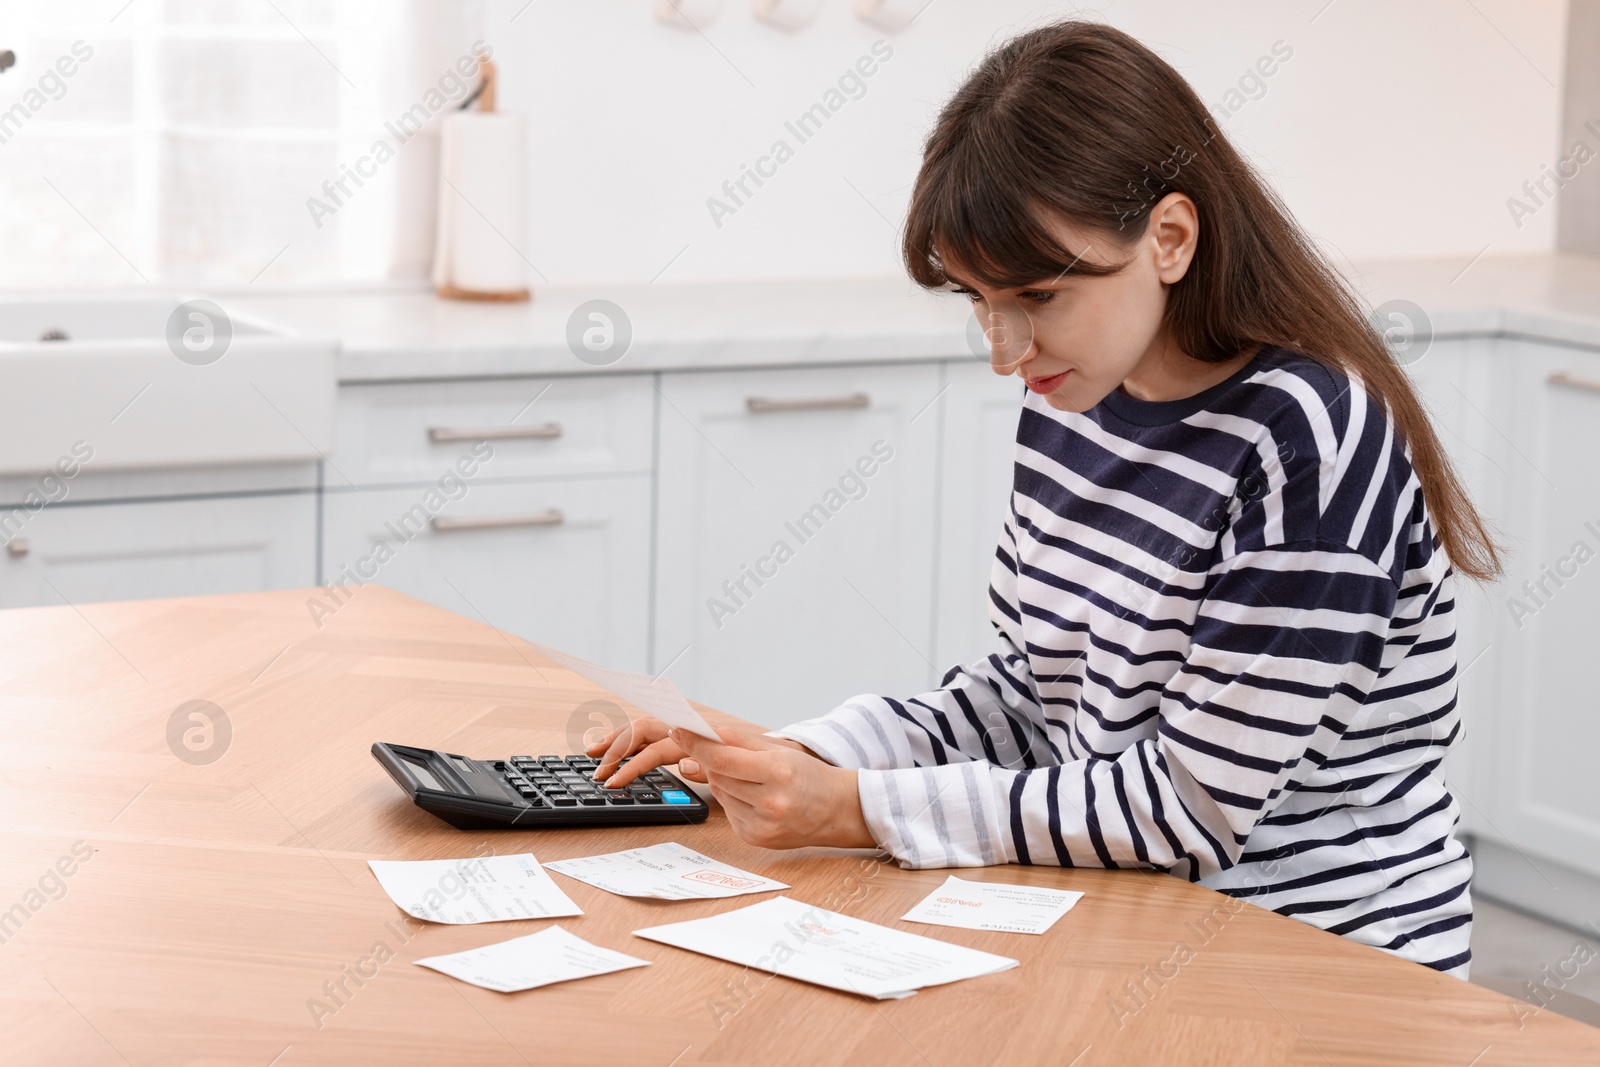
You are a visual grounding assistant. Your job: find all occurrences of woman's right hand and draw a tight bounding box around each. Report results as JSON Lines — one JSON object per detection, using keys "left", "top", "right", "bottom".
{"left": 586, "top": 716, "right": 822, "bottom": 788}
{"left": 587, "top": 716, "right": 699, "bottom": 787}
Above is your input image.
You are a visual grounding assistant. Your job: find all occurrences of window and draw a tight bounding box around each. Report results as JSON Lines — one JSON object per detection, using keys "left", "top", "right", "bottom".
{"left": 0, "top": 0, "right": 487, "bottom": 289}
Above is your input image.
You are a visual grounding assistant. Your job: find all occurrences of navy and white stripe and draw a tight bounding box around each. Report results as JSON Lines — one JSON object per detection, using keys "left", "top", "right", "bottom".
{"left": 771, "top": 346, "right": 1473, "bottom": 978}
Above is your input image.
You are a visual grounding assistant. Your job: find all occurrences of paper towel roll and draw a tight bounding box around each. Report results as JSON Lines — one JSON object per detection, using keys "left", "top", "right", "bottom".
{"left": 433, "top": 110, "right": 530, "bottom": 301}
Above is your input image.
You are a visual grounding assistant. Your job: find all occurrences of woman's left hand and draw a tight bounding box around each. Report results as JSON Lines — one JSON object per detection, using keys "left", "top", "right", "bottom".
{"left": 668, "top": 727, "right": 877, "bottom": 850}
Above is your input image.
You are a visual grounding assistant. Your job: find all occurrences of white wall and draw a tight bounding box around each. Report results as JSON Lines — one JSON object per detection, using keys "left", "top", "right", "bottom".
{"left": 490, "top": 0, "right": 1568, "bottom": 284}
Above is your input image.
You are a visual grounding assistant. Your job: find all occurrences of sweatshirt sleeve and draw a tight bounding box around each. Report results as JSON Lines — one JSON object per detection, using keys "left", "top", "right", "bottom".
{"left": 841, "top": 540, "right": 1403, "bottom": 871}
{"left": 766, "top": 504, "right": 1059, "bottom": 777}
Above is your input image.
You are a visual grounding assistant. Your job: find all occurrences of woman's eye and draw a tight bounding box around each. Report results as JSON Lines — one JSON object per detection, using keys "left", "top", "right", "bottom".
{"left": 1021, "top": 290, "right": 1055, "bottom": 305}
{"left": 951, "top": 287, "right": 983, "bottom": 303}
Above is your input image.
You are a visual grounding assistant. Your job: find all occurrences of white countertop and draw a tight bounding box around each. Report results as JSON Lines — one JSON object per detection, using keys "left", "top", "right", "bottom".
{"left": 1347, "top": 253, "right": 1600, "bottom": 347}
{"left": 224, "top": 253, "right": 1600, "bottom": 383}
{"left": 233, "top": 276, "right": 976, "bottom": 383}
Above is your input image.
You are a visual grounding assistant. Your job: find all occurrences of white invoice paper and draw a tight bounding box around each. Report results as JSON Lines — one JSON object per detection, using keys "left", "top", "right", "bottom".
{"left": 900, "top": 875, "right": 1084, "bottom": 936}
{"left": 367, "top": 854, "right": 582, "bottom": 924}
{"left": 414, "top": 925, "right": 649, "bottom": 993}
{"left": 633, "top": 895, "right": 1018, "bottom": 1000}
{"left": 529, "top": 641, "right": 722, "bottom": 743}
{"left": 545, "top": 842, "right": 788, "bottom": 900}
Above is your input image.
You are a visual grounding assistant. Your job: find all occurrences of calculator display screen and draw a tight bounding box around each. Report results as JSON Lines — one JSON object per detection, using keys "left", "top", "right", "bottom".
{"left": 407, "top": 758, "right": 446, "bottom": 792}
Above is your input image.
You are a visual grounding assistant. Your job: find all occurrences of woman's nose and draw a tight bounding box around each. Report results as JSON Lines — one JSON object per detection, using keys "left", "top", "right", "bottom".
{"left": 974, "top": 303, "right": 1036, "bottom": 373}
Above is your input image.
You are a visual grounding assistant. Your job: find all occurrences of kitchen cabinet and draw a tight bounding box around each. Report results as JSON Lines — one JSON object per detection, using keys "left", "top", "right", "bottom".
{"left": 933, "top": 360, "right": 1026, "bottom": 677}
{"left": 1393, "top": 334, "right": 1600, "bottom": 925}
{"left": 1398, "top": 335, "right": 1500, "bottom": 828}
{"left": 321, "top": 475, "right": 652, "bottom": 671}
{"left": 652, "top": 363, "right": 944, "bottom": 728}
{"left": 0, "top": 491, "right": 315, "bottom": 609}
{"left": 319, "top": 373, "right": 657, "bottom": 671}
{"left": 1471, "top": 341, "right": 1600, "bottom": 878}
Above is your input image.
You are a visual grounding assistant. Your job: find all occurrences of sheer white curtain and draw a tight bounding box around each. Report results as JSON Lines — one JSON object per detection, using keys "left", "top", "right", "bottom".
{"left": 0, "top": 0, "right": 486, "bottom": 290}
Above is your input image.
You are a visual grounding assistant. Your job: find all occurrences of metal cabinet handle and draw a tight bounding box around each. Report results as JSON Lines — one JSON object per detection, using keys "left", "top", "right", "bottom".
{"left": 745, "top": 393, "right": 869, "bottom": 414}
{"left": 5, "top": 538, "right": 27, "bottom": 557}
{"left": 1548, "top": 370, "right": 1600, "bottom": 395}
{"left": 430, "top": 510, "right": 564, "bottom": 532}
{"left": 427, "top": 423, "right": 561, "bottom": 443}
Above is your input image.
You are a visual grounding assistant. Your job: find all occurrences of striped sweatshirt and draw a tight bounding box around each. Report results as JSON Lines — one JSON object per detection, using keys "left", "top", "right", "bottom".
{"left": 771, "top": 345, "right": 1473, "bottom": 977}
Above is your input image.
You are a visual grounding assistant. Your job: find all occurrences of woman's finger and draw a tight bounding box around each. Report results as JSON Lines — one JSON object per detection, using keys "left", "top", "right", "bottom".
{"left": 697, "top": 766, "right": 767, "bottom": 806}
{"left": 601, "top": 738, "right": 678, "bottom": 787}
{"left": 671, "top": 729, "right": 779, "bottom": 785}
{"left": 592, "top": 729, "right": 631, "bottom": 776}
{"left": 707, "top": 777, "right": 755, "bottom": 819}
{"left": 584, "top": 722, "right": 626, "bottom": 756}
{"left": 594, "top": 722, "right": 651, "bottom": 778}
{"left": 698, "top": 727, "right": 772, "bottom": 751}
{"left": 674, "top": 757, "right": 709, "bottom": 783}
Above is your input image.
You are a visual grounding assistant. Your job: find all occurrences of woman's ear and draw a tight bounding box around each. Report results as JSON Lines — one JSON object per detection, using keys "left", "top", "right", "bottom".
{"left": 1146, "top": 191, "right": 1200, "bottom": 284}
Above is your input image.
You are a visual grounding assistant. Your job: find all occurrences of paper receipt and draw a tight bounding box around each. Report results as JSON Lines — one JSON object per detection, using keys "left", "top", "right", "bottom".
{"left": 900, "top": 875, "right": 1083, "bottom": 935}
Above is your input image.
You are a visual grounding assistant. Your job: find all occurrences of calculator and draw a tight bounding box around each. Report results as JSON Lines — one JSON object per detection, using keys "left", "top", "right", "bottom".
{"left": 372, "top": 742, "right": 711, "bottom": 830}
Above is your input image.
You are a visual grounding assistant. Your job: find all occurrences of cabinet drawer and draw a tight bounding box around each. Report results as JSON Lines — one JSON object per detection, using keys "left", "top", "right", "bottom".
{"left": 321, "top": 476, "right": 650, "bottom": 671}
{"left": 0, "top": 493, "right": 316, "bottom": 609}
{"left": 331, "top": 375, "right": 654, "bottom": 487}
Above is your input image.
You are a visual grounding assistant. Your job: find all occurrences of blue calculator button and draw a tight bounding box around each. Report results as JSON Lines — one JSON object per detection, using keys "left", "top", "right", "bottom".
{"left": 662, "top": 790, "right": 692, "bottom": 804}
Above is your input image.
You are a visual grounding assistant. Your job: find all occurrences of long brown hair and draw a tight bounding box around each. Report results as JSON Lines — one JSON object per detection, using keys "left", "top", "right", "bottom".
{"left": 903, "top": 20, "right": 1501, "bottom": 582}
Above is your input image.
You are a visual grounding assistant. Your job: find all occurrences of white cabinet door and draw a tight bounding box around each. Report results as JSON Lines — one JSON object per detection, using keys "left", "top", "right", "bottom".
{"left": 321, "top": 476, "right": 651, "bottom": 672}
{"left": 933, "top": 361, "right": 1024, "bottom": 673}
{"left": 1474, "top": 340, "right": 1600, "bottom": 876}
{"left": 654, "top": 363, "right": 944, "bottom": 729}
{"left": 1399, "top": 335, "right": 1499, "bottom": 832}
{"left": 0, "top": 493, "right": 316, "bottom": 609}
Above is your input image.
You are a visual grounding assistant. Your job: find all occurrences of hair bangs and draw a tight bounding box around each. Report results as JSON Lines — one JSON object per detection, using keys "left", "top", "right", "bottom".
{"left": 905, "top": 132, "right": 1120, "bottom": 292}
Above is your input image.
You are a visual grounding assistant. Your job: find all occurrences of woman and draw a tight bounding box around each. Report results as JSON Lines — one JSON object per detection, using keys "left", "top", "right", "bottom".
{"left": 590, "top": 19, "right": 1498, "bottom": 978}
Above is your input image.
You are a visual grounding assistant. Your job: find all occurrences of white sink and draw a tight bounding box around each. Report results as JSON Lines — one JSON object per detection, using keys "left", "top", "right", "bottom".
{"left": 0, "top": 294, "right": 336, "bottom": 474}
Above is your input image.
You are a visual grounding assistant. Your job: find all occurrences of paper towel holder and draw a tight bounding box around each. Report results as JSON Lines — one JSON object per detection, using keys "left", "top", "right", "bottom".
{"left": 455, "top": 54, "right": 497, "bottom": 114}
{"left": 435, "top": 55, "right": 532, "bottom": 304}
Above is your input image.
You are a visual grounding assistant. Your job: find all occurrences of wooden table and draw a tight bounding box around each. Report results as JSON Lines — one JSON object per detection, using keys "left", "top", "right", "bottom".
{"left": 0, "top": 586, "right": 1593, "bottom": 1066}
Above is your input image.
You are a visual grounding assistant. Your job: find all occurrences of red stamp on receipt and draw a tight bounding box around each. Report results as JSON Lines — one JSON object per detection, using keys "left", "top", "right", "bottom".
{"left": 681, "top": 870, "right": 761, "bottom": 889}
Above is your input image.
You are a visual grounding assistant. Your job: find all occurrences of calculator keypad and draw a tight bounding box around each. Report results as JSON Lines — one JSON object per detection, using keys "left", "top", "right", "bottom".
{"left": 493, "top": 755, "right": 686, "bottom": 811}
